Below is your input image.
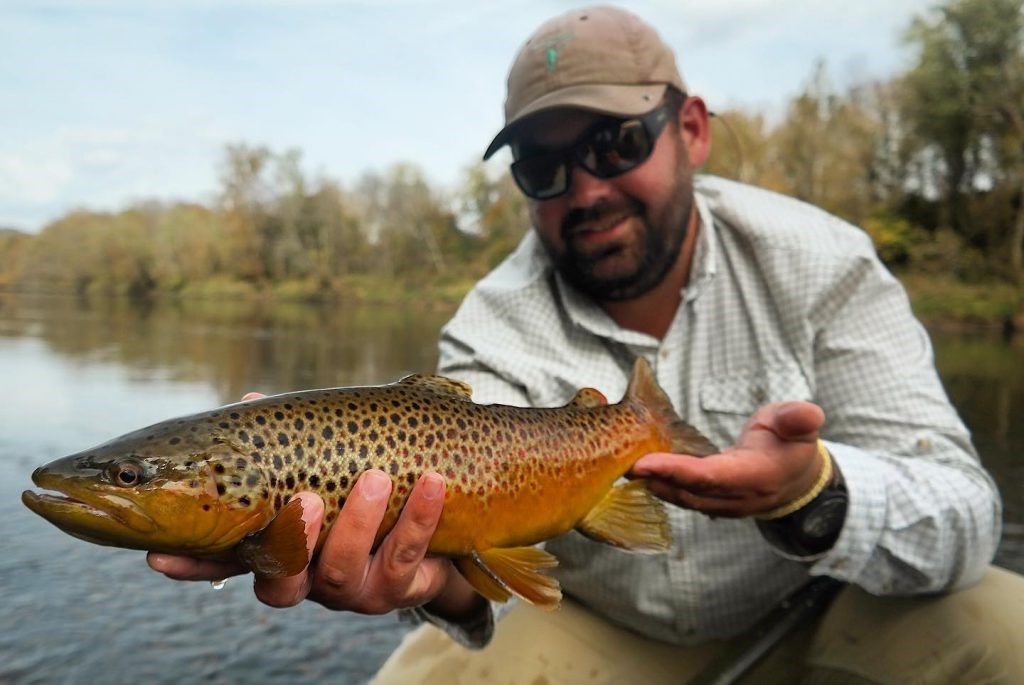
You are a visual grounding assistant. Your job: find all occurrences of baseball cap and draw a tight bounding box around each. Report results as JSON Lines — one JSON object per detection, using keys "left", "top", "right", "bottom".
{"left": 483, "top": 5, "right": 687, "bottom": 160}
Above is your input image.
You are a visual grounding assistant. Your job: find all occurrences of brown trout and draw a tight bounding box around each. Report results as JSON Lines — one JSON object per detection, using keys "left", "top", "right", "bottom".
{"left": 23, "top": 358, "right": 716, "bottom": 609}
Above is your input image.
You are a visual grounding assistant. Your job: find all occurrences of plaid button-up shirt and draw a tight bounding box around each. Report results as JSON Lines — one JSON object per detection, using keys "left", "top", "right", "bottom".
{"left": 424, "top": 175, "right": 1001, "bottom": 646}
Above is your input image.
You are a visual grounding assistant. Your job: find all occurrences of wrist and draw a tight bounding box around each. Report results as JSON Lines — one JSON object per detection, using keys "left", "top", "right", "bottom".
{"left": 756, "top": 441, "right": 849, "bottom": 558}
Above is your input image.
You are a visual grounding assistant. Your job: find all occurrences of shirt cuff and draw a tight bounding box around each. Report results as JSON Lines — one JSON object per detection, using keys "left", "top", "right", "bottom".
{"left": 398, "top": 600, "right": 496, "bottom": 650}
{"left": 807, "top": 440, "right": 891, "bottom": 580}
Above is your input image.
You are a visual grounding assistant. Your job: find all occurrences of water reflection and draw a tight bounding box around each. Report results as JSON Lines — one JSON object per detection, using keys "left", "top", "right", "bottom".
{"left": 0, "top": 293, "right": 1021, "bottom": 684}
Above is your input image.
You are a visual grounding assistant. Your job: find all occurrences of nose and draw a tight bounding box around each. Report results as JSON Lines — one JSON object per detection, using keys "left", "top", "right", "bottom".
{"left": 565, "top": 163, "right": 612, "bottom": 208}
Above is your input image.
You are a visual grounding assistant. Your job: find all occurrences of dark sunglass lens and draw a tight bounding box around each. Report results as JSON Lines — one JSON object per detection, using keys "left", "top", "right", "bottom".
{"left": 582, "top": 119, "right": 653, "bottom": 177}
{"left": 512, "top": 154, "right": 568, "bottom": 199}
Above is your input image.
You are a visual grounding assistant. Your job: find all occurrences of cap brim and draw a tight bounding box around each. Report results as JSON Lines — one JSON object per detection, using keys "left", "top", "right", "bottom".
{"left": 482, "top": 82, "right": 669, "bottom": 160}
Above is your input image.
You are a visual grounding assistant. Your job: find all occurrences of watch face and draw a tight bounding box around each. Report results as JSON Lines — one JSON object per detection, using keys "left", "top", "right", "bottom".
{"left": 800, "top": 495, "right": 848, "bottom": 539}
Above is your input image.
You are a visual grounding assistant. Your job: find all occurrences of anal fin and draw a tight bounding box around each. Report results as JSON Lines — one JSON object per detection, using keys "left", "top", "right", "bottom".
{"left": 455, "top": 553, "right": 512, "bottom": 604}
{"left": 467, "top": 546, "right": 562, "bottom": 610}
{"left": 235, "top": 498, "right": 310, "bottom": 578}
{"left": 576, "top": 479, "right": 671, "bottom": 553}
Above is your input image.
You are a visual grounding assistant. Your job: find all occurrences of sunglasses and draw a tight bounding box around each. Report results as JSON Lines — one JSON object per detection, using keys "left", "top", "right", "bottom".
{"left": 510, "top": 103, "right": 676, "bottom": 201}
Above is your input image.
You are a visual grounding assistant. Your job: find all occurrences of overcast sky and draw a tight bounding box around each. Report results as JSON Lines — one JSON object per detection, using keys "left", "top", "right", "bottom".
{"left": 1, "top": 0, "right": 938, "bottom": 232}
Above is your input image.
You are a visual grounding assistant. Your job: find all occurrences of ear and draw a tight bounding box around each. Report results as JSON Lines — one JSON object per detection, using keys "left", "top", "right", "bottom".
{"left": 677, "top": 96, "right": 711, "bottom": 168}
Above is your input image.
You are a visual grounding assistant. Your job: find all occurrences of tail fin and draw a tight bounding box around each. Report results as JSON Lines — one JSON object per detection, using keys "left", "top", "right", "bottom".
{"left": 626, "top": 358, "right": 718, "bottom": 456}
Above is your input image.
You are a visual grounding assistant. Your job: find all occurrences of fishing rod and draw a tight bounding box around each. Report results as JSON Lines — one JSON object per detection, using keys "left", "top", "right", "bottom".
{"left": 686, "top": 576, "right": 845, "bottom": 685}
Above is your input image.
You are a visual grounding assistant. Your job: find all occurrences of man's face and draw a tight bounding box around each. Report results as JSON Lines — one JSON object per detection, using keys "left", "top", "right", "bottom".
{"left": 512, "top": 104, "right": 698, "bottom": 302}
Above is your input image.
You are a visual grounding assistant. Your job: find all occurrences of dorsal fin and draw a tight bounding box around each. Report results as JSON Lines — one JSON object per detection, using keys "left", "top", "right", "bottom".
{"left": 568, "top": 387, "right": 608, "bottom": 408}
{"left": 395, "top": 374, "right": 473, "bottom": 400}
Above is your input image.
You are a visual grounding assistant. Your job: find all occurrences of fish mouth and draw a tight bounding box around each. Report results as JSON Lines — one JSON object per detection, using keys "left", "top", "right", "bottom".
{"left": 23, "top": 475, "right": 157, "bottom": 539}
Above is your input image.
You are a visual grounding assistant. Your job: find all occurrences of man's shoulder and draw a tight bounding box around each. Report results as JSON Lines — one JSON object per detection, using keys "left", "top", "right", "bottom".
{"left": 696, "top": 175, "right": 875, "bottom": 259}
{"left": 446, "top": 231, "right": 559, "bottom": 333}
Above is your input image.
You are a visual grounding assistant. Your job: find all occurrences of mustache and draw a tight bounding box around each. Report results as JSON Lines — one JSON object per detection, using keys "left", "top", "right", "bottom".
{"left": 560, "top": 198, "right": 645, "bottom": 240}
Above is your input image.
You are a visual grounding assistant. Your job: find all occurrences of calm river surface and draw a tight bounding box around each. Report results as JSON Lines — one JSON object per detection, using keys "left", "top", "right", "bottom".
{"left": 1, "top": 294, "right": 1021, "bottom": 684}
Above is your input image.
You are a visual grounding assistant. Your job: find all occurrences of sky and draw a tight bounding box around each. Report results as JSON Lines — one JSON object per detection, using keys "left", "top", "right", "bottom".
{"left": 1, "top": 0, "right": 939, "bottom": 233}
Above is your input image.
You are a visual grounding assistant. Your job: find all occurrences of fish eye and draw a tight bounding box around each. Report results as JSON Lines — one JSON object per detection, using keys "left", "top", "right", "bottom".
{"left": 109, "top": 461, "right": 144, "bottom": 487}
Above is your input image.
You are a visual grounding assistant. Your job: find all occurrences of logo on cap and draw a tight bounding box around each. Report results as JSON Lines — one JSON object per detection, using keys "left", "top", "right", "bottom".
{"left": 531, "top": 32, "right": 575, "bottom": 73}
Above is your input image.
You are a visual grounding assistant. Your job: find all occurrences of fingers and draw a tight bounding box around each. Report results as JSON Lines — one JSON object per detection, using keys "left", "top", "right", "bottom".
{"left": 251, "top": 492, "right": 324, "bottom": 608}
{"left": 362, "top": 473, "right": 449, "bottom": 610}
{"left": 147, "top": 553, "right": 247, "bottom": 581}
{"left": 306, "top": 470, "right": 393, "bottom": 610}
{"left": 310, "top": 471, "right": 451, "bottom": 614}
{"left": 241, "top": 392, "right": 265, "bottom": 402}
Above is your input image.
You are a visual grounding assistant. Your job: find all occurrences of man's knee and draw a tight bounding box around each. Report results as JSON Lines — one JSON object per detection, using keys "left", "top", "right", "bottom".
{"left": 804, "top": 566, "right": 1024, "bottom": 685}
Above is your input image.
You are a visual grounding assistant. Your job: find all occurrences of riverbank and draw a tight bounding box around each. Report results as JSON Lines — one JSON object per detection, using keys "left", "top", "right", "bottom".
{"left": 2, "top": 271, "right": 1021, "bottom": 331}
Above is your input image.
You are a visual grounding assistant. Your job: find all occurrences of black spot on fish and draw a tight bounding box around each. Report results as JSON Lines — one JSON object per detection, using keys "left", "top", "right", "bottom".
{"left": 294, "top": 418, "right": 304, "bottom": 430}
{"left": 253, "top": 435, "right": 266, "bottom": 448}
{"left": 339, "top": 476, "right": 349, "bottom": 489}
{"left": 246, "top": 473, "right": 260, "bottom": 487}
{"left": 239, "top": 495, "right": 251, "bottom": 506}
{"left": 297, "top": 471, "right": 307, "bottom": 483}
{"left": 457, "top": 418, "right": 466, "bottom": 430}
{"left": 425, "top": 434, "right": 435, "bottom": 448}
{"left": 376, "top": 444, "right": 385, "bottom": 457}
{"left": 284, "top": 404, "right": 293, "bottom": 410}
{"left": 230, "top": 412, "right": 240, "bottom": 420}
{"left": 359, "top": 445, "right": 368, "bottom": 459}
{"left": 348, "top": 460, "right": 358, "bottom": 474}
{"left": 307, "top": 435, "right": 315, "bottom": 447}
{"left": 217, "top": 483, "right": 226, "bottom": 495}
{"left": 347, "top": 421, "right": 358, "bottom": 434}
{"left": 304, "top": 411, "right": 314, "bottom": 420}
{"left": 219, "top": 421, "right": 230, "bottom": 429}
{"left": 347, "top": 402, "right": 357, "bottom": 411}
{"left": 277, "top": 433, "right": 289, "bottom": 446}
{"left": 325, "top": 480, "right": 336, "bottom": 492}
{"left": 390, "top": 413, "right": 401, "bottom": 425}
{"left": 378, "top": 415, "right": 387, "bottom": 427}
{"left": 274, "top": 411, "right": 285, "bottom": 421}
{"left": 309, "top": 474, "right": 321, "bottom": 487}
{"left": 273, "top": 455, "right": 283, "bottom": 470}
{"left": 389, "top": 460, "right": 399, "bottom": 475}
{"left": 238, "top": 430, "right": 250, "bottom": 443}
{"left": 322, "top": 426, "right": 334, "bottom": 439}
{"left": 408, "top": 417, "right": 419, "bottom": 428}
{"left": 369, "top": 430, "right": 378, "bottom": 442}
{"left": 203, "top": 504, "right": 211, "bottom": 511}
{"left": 361, "top": 418, "right": 371, "bottom": 428}
{"left": 236, "top": 457, "right": 247, "bottom": 469}
{"left": 169, "top": 437, "right": 181, "bottom": 445}
{"left": 214, "top": 464, "right": 225, "bottom": 474}
{"left": 256, "top": 415, "right": 267, "bottom": 426}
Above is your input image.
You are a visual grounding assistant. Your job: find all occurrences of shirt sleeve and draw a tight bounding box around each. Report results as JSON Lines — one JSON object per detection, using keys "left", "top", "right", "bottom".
{"left": 803, "top": 251, "right": 1002, "bottom": 593}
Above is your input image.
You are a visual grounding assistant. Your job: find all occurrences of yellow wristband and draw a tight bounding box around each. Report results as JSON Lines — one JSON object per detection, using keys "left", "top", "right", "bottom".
{"left": 755, "top": 440, "right": 833, "bottom": 521}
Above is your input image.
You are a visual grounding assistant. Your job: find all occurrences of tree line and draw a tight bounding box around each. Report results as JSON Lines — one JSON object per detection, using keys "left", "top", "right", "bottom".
{"left": 2, "top": 0, "right": 1022, "bottom": 299}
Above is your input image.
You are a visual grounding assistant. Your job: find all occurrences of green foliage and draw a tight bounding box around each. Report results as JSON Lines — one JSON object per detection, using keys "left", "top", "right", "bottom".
{"left": 862, "top": 214, "right": 927, "bottom": 266}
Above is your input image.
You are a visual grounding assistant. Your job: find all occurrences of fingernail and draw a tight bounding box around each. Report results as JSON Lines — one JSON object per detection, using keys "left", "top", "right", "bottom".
{"left": 148, "top": 553, "right": 171, "bottom": 571}
{"left": 421, "top": 473, "right": 444, "bottom": 500}
{"left": 361, "top": 470, "right": 391, "bottom": 501}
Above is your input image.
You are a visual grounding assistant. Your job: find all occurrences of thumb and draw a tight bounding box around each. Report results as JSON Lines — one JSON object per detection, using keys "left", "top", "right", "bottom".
{"left": 770, "top": 401, "right": 825, "bottom": 442}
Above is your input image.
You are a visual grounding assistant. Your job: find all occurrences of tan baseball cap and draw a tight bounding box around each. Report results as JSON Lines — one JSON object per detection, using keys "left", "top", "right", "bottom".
{"left": 483, "top": 5, "right": 687, "bottom": 160}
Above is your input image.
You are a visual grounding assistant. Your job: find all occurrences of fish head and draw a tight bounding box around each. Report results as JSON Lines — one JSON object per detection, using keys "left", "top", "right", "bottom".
{"left": 22, "top": 423, "right": 274, "bottom": 557}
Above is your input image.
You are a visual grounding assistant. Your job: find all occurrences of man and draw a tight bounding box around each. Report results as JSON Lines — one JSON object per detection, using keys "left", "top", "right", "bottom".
{"left": 150, "top": 6, "right": 1024, "bottom": 683}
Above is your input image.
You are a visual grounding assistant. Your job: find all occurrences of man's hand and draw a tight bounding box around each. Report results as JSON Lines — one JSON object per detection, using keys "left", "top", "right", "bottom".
{"left": 629, "top": 401, "right": 826, "bottom": 517}
{"left": 147, "top": 394, "right": 484, "bottom": 620}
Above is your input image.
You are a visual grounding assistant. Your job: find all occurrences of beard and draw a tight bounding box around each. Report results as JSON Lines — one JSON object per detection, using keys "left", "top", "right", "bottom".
{"left": 543, "top": 160, "right": 695, "bottom": 302}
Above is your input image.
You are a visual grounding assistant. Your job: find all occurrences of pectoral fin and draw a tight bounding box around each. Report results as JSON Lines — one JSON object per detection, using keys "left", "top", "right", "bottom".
{"left": 457, "top": 547, "right": 562, "bottom": 610}
{"left": 235, "top": 498, "right": 310, "bottom": 578}
{"left": 575, "top": 479, "right": 671, "bottom": 553}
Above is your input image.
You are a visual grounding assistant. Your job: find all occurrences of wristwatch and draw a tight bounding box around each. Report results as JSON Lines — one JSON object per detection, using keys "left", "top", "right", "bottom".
{"left": 756, "top": 457, "right": 848, "bottom": 558}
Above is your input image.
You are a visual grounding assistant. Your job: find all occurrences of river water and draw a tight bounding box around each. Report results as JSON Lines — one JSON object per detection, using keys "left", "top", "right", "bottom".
{"left": 0, "top": 294, "right": 1020, "bottom": 684}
